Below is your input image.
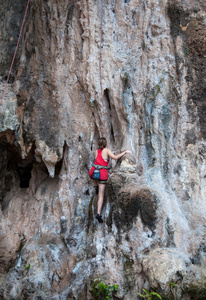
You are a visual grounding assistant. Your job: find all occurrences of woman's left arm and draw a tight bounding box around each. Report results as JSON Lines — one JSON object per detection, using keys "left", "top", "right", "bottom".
{"left": 107, "top": 148, "right": 131, "bottom": 160}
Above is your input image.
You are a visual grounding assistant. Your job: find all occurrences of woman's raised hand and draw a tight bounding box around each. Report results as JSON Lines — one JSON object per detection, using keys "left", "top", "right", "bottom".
{"left": 124, "top": 150, "right": 132, "bottom": 154}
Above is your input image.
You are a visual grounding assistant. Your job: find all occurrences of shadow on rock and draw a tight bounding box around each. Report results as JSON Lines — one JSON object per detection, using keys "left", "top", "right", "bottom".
{"left": 107, "top": 172, "right": 159, "bottom": 240}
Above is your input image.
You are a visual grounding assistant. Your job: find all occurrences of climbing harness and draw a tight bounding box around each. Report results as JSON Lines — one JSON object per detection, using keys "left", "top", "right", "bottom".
{"left": 0, "top": 0, "right": 30, "bottom": 106}
{"left": 92, "top": 164, "right": 109, "bottom": 170}
{"left": 99, "top": 0, "right": 107, "bottom": 138}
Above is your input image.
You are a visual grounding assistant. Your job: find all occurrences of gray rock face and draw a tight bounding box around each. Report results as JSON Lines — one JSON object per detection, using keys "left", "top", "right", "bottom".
{"left": 0, "top": 0, "right": 206, "bottom": 299}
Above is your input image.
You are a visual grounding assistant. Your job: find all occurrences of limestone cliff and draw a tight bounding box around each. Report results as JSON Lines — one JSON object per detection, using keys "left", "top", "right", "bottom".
{"left": 0, "top": 0, "right": 206, "bottom": 299}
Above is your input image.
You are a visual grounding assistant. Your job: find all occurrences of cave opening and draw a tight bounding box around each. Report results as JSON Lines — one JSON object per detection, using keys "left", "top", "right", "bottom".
{"left": 0, "top": 133, "right": 35, "bottom": 190}
{"left": 0, "top": 133, "right": 51, "bottom": 211}
{"left": 16, "top": 154, "right": 34, "bottom": 188}
{"left": 0, "top": 131, "right": 34, "bottom": 210}
{"left": 0, "top": 131, "right": 67, "bottom": 211}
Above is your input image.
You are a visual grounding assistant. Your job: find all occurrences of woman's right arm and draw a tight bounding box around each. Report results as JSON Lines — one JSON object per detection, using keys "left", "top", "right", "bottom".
{"left": 107, "top": 148, "right": 131, "bottom": 160}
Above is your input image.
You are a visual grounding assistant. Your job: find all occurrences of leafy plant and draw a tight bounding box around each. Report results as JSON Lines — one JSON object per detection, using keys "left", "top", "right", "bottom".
{"left": 25, "top": 264, "right": 30, "bottom": 273}
{"left": 138, "top": 283, "right": 177, "bottom": 300}
{"left": 169, "top": 282, "right": 176, "bottom": 299}
{"left": 169, "top": 282, "right": 176, "bottom": 288}
{"left": 90, "top": 278, "right": 118, "bottom": 300}
{"left": 137, "top": 289, "right": 162, "bottom": 300}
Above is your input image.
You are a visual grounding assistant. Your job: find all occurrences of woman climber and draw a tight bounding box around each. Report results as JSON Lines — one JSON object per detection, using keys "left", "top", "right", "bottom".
{"left": 89, "top": 137, "right": 131, "bottom": 223}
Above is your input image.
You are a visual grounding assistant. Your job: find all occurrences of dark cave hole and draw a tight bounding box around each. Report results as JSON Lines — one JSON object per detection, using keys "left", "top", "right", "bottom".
{"left": 0, "top": 132, "right": 36, "bottom": 192}
{"left": 55, "top": 142, "right": 68, "bottom": 176}
{"left": 55, "top": 156, "right": 63, "bottom": 176}
{"left": 0, "top": 132, "right": 69, "bottom": 212}
{"left": 104, "top": 89, "right": 115, "bottom": 143}
{"left": 111, "top": 123, "right": 115, "bottom": 142}
{"left": 104, "top": 88, "right": 111, "bottom": 111}
{"left": 16, "top": 161, "right": 33, "bottom": 188}
{"left": 8, "top": 142, "right": 35, "bottom": 189}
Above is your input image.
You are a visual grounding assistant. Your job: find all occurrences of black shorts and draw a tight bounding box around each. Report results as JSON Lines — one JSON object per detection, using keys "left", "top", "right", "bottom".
{"left": 98, "top": 180, "right": 107, "bottom": 184}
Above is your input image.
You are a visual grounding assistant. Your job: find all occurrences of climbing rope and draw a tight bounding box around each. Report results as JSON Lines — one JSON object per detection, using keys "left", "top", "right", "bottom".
{"left": 99, "top": 0, "right": 107, "bottom": 138}
{"left": 0, "top": 0, "right": 30, "bottom": 106}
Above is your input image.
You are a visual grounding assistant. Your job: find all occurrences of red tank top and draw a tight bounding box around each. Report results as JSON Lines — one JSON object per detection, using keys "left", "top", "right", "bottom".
{"left": 89, "top": 149, "right": 109, "bottom": 180}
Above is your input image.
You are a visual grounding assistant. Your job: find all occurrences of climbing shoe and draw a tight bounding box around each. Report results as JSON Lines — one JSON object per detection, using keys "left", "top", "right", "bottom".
{"left": 95, "top": 213, "right": 103, "bottom": 223}
{"left": 94, "top": 186, "right": 99, "bottom": 195}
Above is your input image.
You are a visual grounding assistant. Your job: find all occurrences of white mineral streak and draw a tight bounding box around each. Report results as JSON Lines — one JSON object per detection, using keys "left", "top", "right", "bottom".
{"left": 0, "top": 0, "right": 205, "bottom": 299}
{"left": 0, "top": 80, "right": 19, "bottom": 131}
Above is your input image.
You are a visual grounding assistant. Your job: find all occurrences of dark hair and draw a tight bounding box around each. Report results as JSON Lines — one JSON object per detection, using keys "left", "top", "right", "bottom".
{"left": 98, "top": 137, "right": 107, "bottom": 150}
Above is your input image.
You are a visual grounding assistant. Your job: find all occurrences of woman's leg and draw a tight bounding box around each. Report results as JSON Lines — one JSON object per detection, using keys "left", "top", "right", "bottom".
{"left": 93, "top": 179, "right": 98, "bottom": 187}
{"left": 97, "top": 183, "right": 106, "bottom": 215}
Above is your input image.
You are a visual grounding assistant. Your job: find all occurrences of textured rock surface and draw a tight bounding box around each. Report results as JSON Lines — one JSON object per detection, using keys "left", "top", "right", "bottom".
{"left": 0, "top": 0, "right": 206, "bottom": 299}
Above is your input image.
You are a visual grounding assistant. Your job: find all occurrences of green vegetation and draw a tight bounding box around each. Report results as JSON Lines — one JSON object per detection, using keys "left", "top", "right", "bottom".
{"left": 137, "top": 289, "right": 162, "bottom": 300}
{"left": 17, "top": 238, "right": 26, "bottom": 253}
{"left": 137, "top": 282, "right": 177, "bottom": 300}
{"left": 169, "top": 282, "right": 176, "bottom": 299}
{"left": 25, "top": 264, "right": 30, "bottom": 273}
{"left": 18, "top": 241, "right": 24, "bottom": 252}
{"left": 169, "top": 282, "right": 176, "bottom": 288}
{"left": 90, "top": 278, "right": 118, "bottom": 300}
{"left": 184, "top": 49, "right": 190, "bottom": 56}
